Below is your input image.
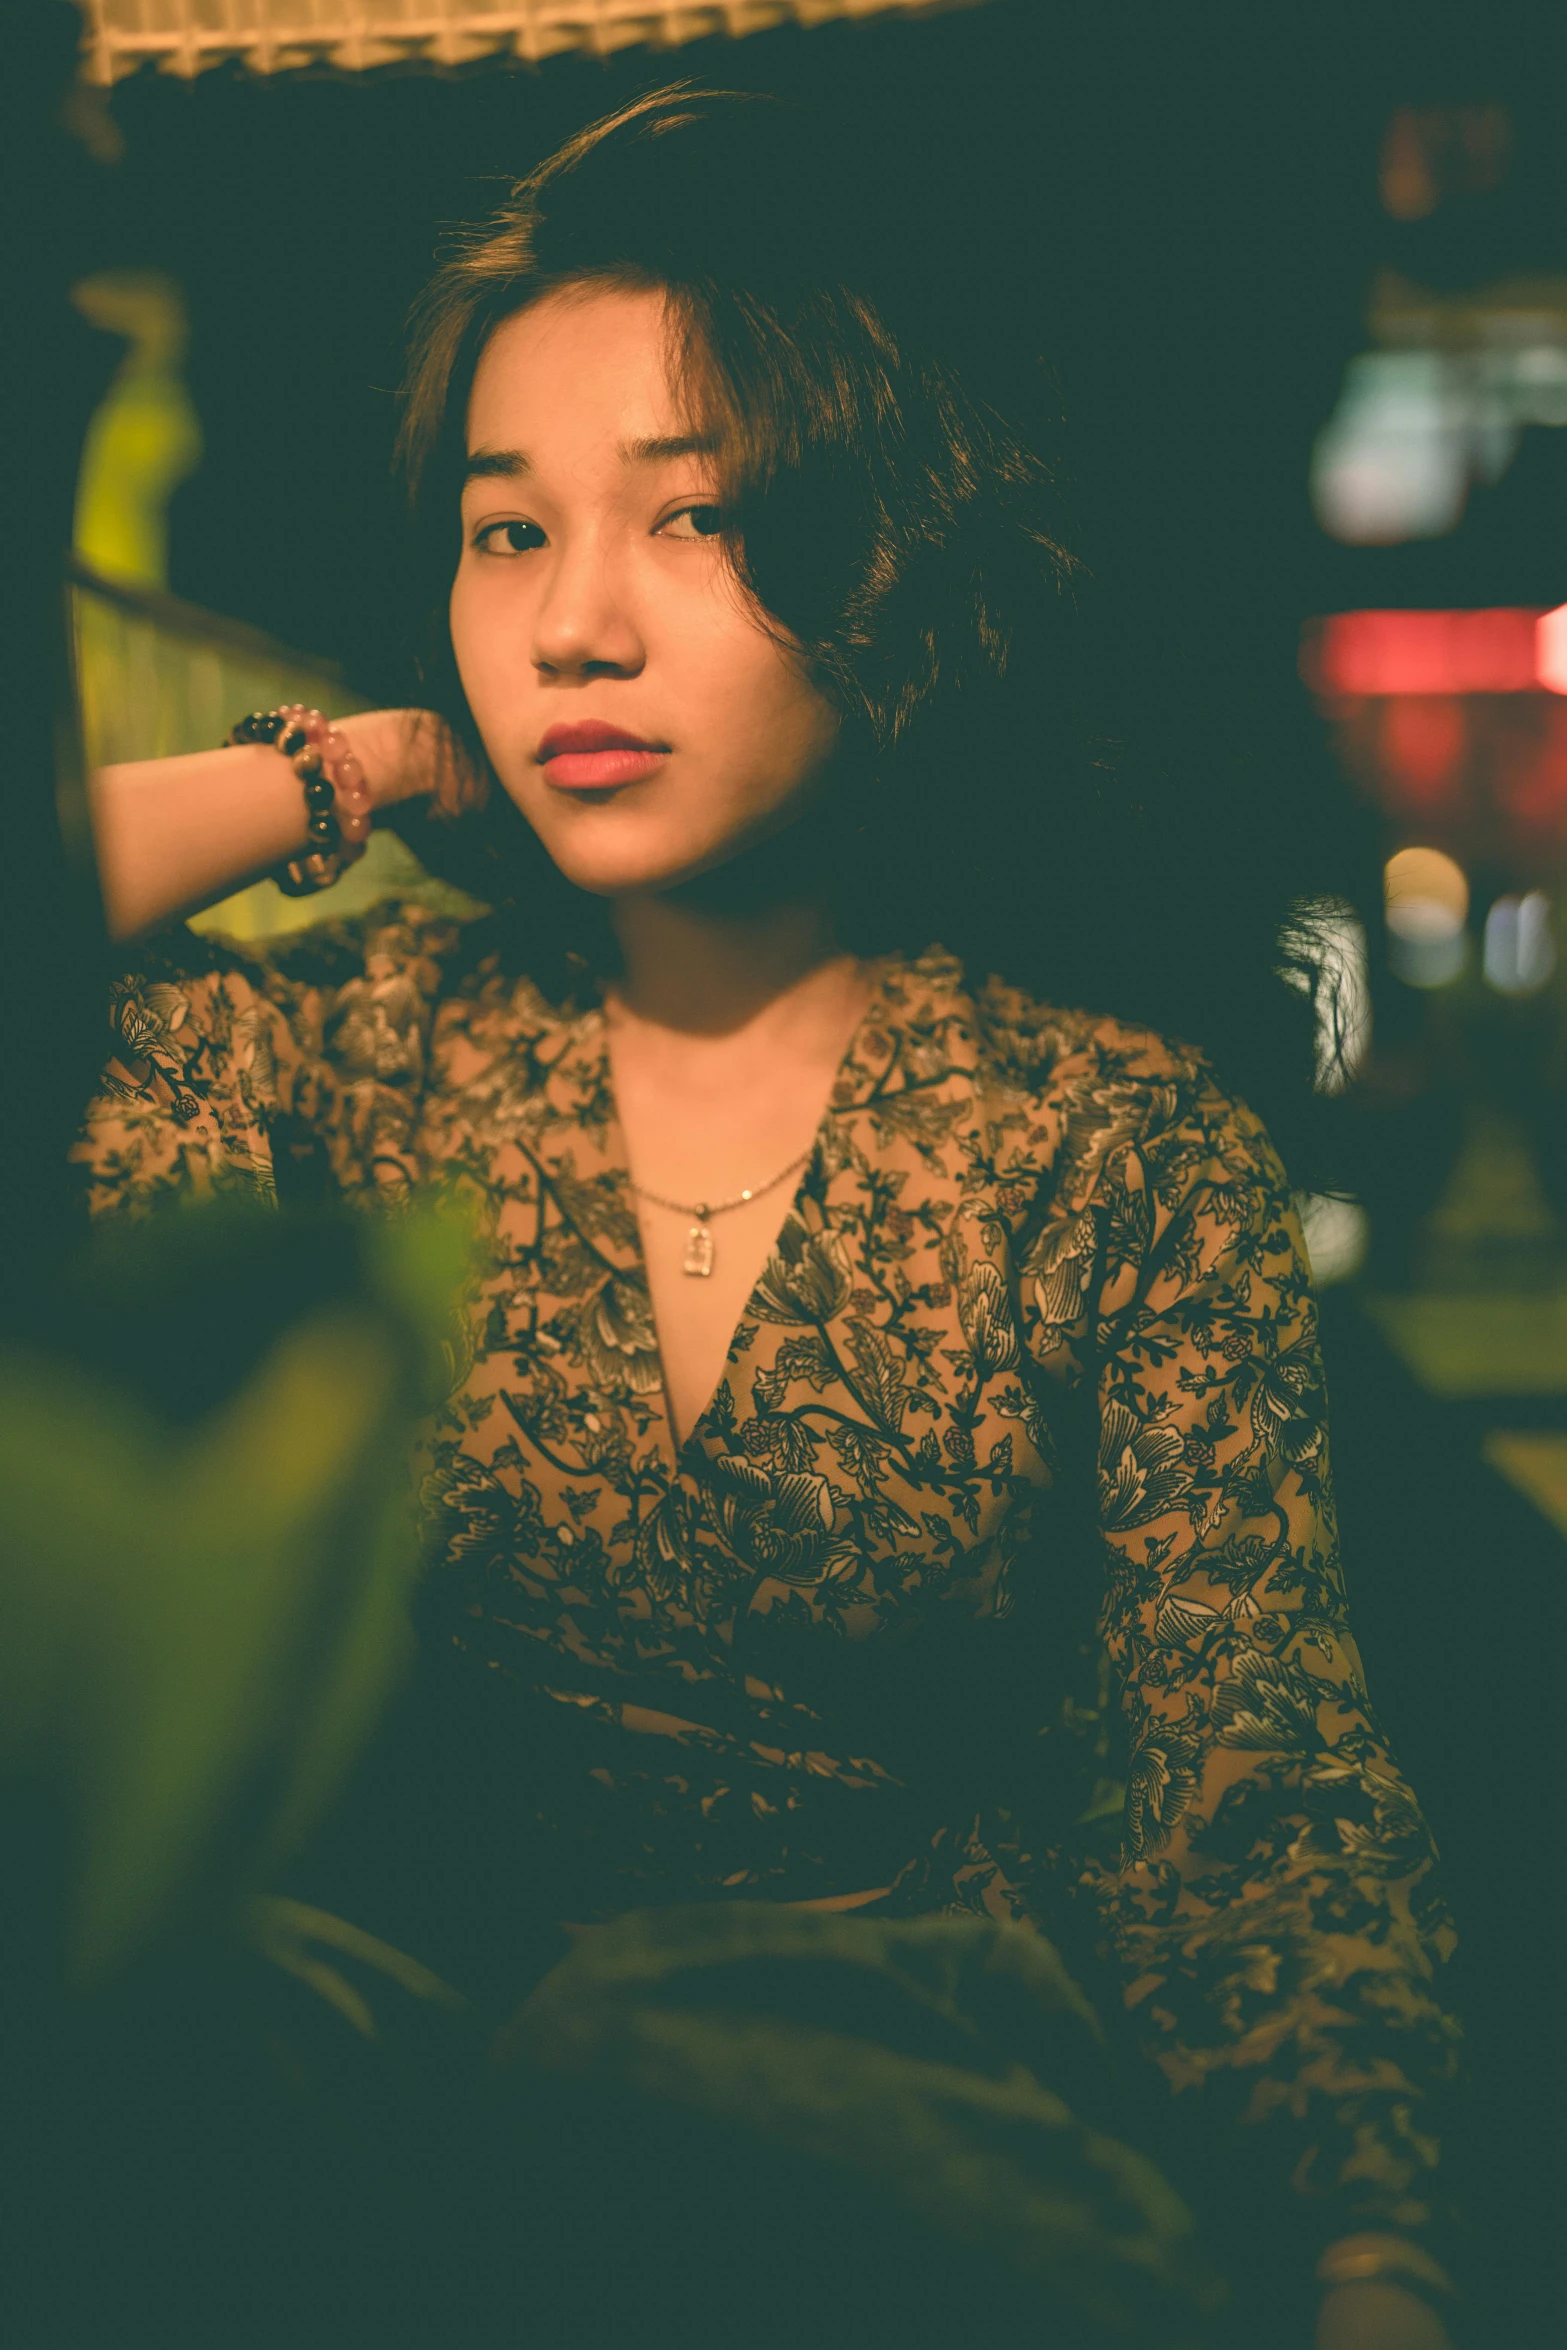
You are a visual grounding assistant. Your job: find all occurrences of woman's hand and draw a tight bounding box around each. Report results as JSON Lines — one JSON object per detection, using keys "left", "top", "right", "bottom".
{"left": 1315, "top": 2281, "right": 1457, "bottom": 2350}
{"left": 336, "top": 706, "right": 465, "bottom": 810}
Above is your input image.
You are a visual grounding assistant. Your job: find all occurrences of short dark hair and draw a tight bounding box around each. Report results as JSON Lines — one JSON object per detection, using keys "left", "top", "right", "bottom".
{"left": 393, "top": 84, "right": 1334, "bottom": 1178}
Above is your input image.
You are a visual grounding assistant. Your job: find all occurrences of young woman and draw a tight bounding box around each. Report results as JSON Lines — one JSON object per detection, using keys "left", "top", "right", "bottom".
{"left": 79, "top": 89, "right": 1461, "bottom": 2350}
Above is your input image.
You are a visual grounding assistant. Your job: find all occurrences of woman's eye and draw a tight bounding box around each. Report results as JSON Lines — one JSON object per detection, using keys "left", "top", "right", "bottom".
{"left": 657, "top": 503, "right": 725, "bottom": 541}
{"left": 474, "top": 520, "right": 546, "bottom": 556}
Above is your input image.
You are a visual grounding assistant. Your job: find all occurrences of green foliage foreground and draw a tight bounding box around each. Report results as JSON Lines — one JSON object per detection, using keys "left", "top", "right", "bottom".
{"left": 0, "top": 1200, "right": 468, "bottom": 1987}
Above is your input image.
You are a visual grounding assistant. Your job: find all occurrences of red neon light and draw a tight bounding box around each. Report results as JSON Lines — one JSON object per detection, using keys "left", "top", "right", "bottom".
{"left": 1301, "top": 609, "right": 1556, "bottom": 696}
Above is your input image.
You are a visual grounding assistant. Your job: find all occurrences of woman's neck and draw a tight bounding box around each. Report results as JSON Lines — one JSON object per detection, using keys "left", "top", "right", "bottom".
{"left": 608, "top": 888, "right": 850, "bottom": 1040}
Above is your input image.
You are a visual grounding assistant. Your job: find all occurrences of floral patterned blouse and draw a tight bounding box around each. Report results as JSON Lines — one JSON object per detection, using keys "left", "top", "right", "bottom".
{"left": 76, "top": 903, "right": 1460, "bottom": 2271}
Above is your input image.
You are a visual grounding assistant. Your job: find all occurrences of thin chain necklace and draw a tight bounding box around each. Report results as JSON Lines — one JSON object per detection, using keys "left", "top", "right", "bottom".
{"left": 627, "top": 1145, "right": 814, "bottom": 1278}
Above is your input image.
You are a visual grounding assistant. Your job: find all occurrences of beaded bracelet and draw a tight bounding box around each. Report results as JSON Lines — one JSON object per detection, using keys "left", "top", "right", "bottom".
{"left": 226, "top": 705, "right": 372, "bottom": 897}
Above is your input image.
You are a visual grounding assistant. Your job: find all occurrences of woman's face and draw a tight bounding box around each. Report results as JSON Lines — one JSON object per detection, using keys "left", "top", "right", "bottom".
{"left": 450, "top": 283, "right": 841, "bottom": 897}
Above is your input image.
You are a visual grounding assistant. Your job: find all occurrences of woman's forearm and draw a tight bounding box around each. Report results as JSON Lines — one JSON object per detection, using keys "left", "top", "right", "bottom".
{"left": 89, "top": 708, "right": 441, "bottom": 942}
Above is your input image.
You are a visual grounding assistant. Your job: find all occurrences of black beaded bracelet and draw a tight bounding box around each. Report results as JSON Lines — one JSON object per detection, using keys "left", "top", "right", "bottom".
{"left": 226, "top": 705, "right": 372, "bottom": 896}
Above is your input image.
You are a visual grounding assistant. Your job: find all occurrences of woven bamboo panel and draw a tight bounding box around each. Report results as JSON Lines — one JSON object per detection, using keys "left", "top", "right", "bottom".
{"left": 82, "top": 1, "right": 967, "bottom": 84}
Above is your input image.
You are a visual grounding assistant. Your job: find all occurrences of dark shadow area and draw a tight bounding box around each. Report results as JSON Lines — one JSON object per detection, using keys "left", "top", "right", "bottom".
{"left": 1319, "top": 1285, "right": 1565, "bottom": 2339}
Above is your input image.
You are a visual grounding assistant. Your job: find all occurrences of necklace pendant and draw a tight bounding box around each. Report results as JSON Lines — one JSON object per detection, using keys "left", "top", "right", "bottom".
{"left": 683, "top": 1221, "right": 715, "bottom": 1279}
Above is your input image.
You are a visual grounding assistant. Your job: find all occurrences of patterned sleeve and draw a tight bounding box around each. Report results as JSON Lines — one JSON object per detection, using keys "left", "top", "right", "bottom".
{"left": 73, "top": 908, "right": 461, "bottom": 1216}
{"left": 1026, "top": 1041, "right": 1462, "bottom": 2275}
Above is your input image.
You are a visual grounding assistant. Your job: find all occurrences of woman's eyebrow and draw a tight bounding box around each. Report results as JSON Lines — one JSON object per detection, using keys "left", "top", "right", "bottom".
{"left": 621, "top": 433, "right": 719, "bottom": 464}
{"left": 463, "top": 448, "right": 526, "bottom": 485}
{"left": 461, "top": 433, "right": 717, "bottom": 485}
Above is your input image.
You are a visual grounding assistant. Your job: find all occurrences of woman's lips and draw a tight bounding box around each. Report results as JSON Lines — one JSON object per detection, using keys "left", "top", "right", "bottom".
{"left": 537, "top": 722, "right": 668, "bottom": 791}
{"left": 544, "top": 746, "right": 666, "bottom": 789}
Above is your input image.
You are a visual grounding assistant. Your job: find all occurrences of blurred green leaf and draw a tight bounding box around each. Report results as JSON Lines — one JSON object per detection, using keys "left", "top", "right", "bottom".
{"left": 0, "top": 1203, "right": 472, "bottom": 1989}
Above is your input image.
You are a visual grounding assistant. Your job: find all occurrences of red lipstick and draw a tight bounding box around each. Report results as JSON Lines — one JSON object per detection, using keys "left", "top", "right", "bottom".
{"left": 537, "top": 720, "right": 667, "bottom": 790}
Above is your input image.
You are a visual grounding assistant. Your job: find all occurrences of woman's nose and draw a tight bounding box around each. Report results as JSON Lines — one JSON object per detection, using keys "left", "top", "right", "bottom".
{"left": 531, "top": 539, "right": 644, "bottom": 677}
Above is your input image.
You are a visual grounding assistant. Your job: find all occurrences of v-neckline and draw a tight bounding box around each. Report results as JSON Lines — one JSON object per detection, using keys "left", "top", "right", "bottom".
{"left": 594, "top": 955, "right": 899, "bottom": 1472}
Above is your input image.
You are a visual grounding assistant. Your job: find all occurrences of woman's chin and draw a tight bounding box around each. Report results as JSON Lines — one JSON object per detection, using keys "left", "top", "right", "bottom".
{"left": 532, "top": 817, "right": 768, "bottom": 901}
{"left": 541, "top": 839, "right": 735, "bottom": 900}
{"left": 515, "top": 782, "right": 824, "bottom": 903}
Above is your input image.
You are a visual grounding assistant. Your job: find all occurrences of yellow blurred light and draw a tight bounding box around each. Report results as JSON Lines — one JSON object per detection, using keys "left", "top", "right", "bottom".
{"left": 1384, "top": 847, "right": 1470, "bottom": 986}
{"left": 1384, "top": 846, "right": 1469, "bottom": 930}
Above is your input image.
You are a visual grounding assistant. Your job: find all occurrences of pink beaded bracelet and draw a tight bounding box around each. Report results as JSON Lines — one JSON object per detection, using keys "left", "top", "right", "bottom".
{"left": 226, "top": 704, "right": 373, "bottom": 896}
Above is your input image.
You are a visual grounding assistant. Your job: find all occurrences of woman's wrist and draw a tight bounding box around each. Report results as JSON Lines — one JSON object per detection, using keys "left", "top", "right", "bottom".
{"left": 335, "top": 707, "right": 451, "bottom": 811}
